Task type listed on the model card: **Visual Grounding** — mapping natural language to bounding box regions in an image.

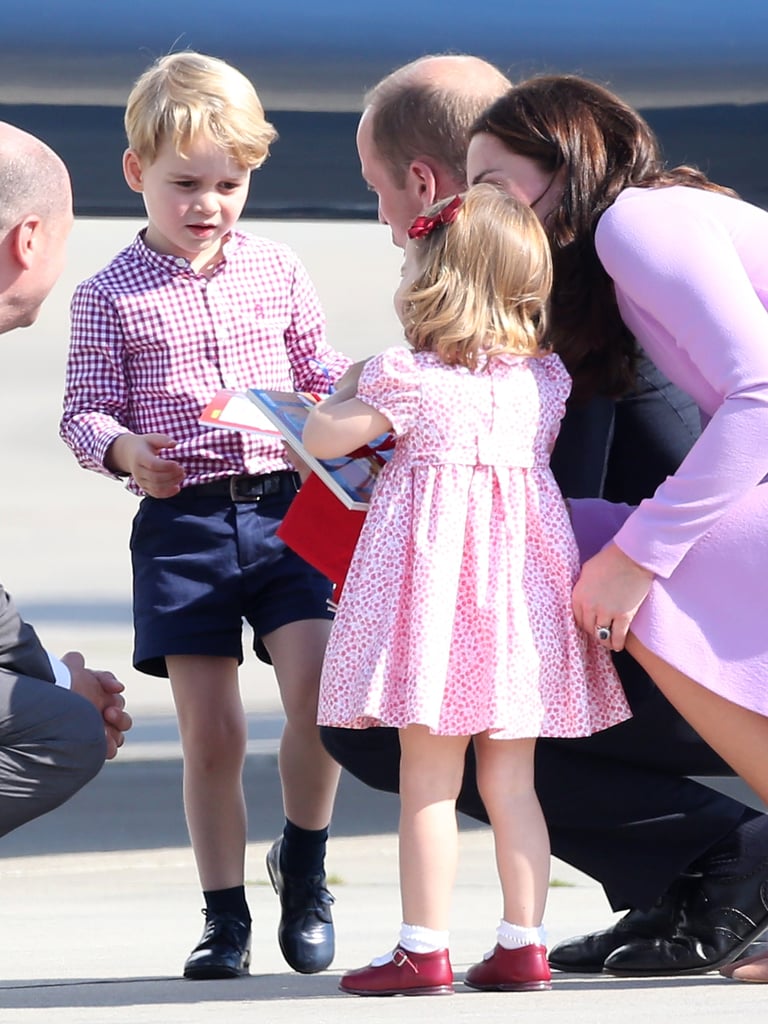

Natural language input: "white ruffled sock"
[369,923,449,967]
[496,919,546,950]
[399,922,450,953]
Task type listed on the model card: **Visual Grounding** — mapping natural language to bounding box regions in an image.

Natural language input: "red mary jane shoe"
[340,946,454,996]
[464,943,552,992]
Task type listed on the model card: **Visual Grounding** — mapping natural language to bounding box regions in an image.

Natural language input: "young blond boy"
[60,51,349,979]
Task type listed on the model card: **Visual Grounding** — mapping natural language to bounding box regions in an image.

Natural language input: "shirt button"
[175,257,186,268]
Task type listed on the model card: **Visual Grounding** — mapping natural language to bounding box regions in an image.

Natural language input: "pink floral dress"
[317,346,630,739]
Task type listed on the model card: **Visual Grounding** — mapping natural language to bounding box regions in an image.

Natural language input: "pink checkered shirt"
[61,229,351,495]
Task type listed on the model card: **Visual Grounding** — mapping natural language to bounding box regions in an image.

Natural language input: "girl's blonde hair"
[402,183,552,370]
[124,51,277,168]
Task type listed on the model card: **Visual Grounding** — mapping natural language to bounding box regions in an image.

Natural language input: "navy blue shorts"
[130,472,333,678]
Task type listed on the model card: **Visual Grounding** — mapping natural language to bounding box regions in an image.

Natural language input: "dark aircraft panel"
[1,1,766,216]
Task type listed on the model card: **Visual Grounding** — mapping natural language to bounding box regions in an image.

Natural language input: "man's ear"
[10,216,42,270]
[122,149,145,193]
[405,160,439,210]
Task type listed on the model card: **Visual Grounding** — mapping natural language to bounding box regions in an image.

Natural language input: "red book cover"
[277,472,365,603]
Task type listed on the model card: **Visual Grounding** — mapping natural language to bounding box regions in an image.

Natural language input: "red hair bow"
[407,194,463,239]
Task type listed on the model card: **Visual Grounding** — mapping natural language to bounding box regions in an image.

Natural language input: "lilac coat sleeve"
[594,188,768,577]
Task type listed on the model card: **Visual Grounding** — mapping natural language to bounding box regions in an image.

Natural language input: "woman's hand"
[572,542,654,651]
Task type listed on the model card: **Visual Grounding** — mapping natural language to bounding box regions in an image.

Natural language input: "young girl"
[302,184,631,996]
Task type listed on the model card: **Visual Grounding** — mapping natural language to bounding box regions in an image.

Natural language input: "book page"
[200,389,280,436]
[248,389,392,510]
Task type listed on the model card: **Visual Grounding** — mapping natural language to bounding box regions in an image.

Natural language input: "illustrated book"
[200,388,392,511]
[246,389,392,511]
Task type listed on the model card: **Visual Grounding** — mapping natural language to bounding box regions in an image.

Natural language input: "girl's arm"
[303,394,392,460]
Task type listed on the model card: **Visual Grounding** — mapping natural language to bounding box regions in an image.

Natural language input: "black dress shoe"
[266,836,335,974]
[183,910,251,980]
[548,879,690,973]
[604,857,768,976]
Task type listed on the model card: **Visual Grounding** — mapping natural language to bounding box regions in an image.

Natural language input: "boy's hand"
[282,441,312,482]
[107,432,185,497]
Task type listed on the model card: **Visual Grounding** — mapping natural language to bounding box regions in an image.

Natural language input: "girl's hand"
[571,542,654,651]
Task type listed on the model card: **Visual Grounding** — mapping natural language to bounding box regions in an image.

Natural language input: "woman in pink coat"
[467,73,768,983]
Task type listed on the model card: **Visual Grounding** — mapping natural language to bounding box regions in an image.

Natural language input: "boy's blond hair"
[124,51,277,168]
[402,183,552,370]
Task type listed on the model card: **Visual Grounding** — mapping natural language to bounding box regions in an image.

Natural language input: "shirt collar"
[130,229,244,277]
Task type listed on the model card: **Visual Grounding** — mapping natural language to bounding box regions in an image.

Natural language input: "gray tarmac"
[0,219,765,1021]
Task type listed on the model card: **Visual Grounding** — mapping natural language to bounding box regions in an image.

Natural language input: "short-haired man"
[0,121,132,840]
[356,54,512,248]
[320,54,768,979]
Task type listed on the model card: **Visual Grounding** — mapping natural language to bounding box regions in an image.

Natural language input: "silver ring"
[596,626,611,642]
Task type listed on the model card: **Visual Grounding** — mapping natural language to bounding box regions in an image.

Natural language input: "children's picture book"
[199,388,280,437]
[199,388,393,510]
[247,389,393,510]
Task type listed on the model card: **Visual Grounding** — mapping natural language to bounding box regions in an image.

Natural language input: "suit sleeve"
[0,584,56,683]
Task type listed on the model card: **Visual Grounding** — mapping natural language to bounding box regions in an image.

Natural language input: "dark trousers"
[322,650,742,911]
[321,353,751,911]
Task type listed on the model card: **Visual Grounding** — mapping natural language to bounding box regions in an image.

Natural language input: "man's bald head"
[363,54,511,189]
[0,122,73,333]
[0,122,72,234]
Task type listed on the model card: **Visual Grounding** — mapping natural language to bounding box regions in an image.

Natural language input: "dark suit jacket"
[0,584,55,684]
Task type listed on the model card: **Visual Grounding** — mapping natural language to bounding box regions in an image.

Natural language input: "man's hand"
[62,651,133,760]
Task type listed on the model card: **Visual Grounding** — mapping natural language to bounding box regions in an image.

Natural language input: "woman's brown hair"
[471,74,737,400]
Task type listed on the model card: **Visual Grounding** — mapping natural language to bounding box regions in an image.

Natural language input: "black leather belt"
[183,471,299,502]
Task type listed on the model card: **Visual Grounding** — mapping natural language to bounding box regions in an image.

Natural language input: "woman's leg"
[625,634,768,983]
[473,733,550,927]
[625,634,768,806]
[168,654,247,890]
[720,946,768,982]
[398,726,470,930]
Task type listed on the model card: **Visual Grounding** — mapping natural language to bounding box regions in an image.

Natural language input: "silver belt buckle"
[229,475,261,502]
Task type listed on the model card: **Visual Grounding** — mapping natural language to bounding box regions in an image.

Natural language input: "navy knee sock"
[203,884,251,924]
[280,819,329,878]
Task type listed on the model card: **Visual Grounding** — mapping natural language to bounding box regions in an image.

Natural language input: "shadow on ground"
[0,748,411,858]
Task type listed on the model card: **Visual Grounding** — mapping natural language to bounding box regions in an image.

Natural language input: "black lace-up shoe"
[604,858,768,975]
[548,878,693,972]
[183,910,251,980]
[266,836,335,974]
